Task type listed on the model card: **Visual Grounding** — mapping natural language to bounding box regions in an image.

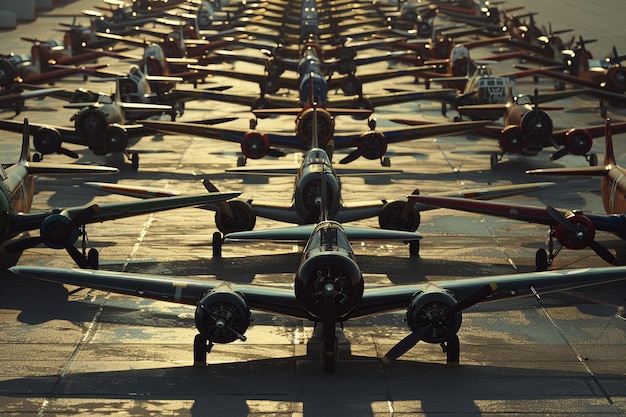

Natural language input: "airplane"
[441,88,625,169]
[0,86,65,115]
[88,107,553,261]
[0,52,108,90]
[407,119,626,271]
[10,243,626,372]
[0,76,235,170]
[0,118,240,269]
[537,43,626,112]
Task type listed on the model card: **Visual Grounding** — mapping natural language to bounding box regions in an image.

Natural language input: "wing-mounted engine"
[296,107,334,148]
[215,200,256,234]
[606,66,626,93]
[73,107,111,142]
[39,210,81,250]
[378,200,420,232]
[498,125,525,154]
[260,73,280,95]
[294,251,364,321]
[241,131,271,160]
[195,283,251,344]
[102,125,129,154]
[554,212,596,250]
[341,73,362,96]
[520,108,553,152]
[564,128,593,156]
[357,130,388,160]
[33,127,62,155]
[406,284,462,344]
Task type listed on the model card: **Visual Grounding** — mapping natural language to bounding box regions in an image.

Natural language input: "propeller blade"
[4,237,43,253]
[589,241,616,264]
[202,179,233,219]
[339,148,362,164]
[550,146,570,161]
[66,205,100,231]
[446,283,497,316]
[382,325,432,363]
[266,148,287,158]
[546,206,577,233]
[65,245,90,269]
[59,147,79,159]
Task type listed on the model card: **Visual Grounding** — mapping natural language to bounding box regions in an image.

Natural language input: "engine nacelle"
[378,200,420,232]
[294,253,364,320]
[103,125,129,154]
[33,127,62,155]
[195,283,251,344]
[358,132,387,160]
[261,74,280,95]
[606,66,626,93]
[407,285,462,344]
[241,131,270,159]
[555,214,595,250]
[296,107,334,148]
[341,73,362,95]
[215,200,256,234]
[39,211,79,250]
[564,129,593,156]
[74,108,109,141]
[520,109,553,150]
[499,125,525,154]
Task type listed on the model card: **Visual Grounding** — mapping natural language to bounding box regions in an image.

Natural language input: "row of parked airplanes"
[3,0,626,373]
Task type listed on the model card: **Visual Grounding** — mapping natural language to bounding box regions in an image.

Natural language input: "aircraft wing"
[225,225,421,244]
[9,265,626,320]
[327,89,457,109]
[139,120,310,151]
[537,69,626,106]
[9,192,240,236]
[332,120,489,149]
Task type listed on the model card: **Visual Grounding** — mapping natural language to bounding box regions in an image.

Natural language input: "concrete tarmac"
[0,0,625,416]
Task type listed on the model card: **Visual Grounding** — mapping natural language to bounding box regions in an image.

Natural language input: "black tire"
[490,153,499,170]
[193,334,208,367]
[87,248,99,270]
[535,249,549,271]
[131,153,139,171]
[212,231,222,258]
[409,240,420,258]
[589,153,598,166]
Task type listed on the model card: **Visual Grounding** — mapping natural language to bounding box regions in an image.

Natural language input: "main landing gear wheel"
[87,248,99,269]
[535,249,549,271]
[130,153,139,171]
[32,153,42,162]
[212,231,223,258]
[409,240,420,257]
[588,153,598,166]
[381,157,391,167]
[490,153,499,170]
[237,156,246,167]
[193,334,213,367]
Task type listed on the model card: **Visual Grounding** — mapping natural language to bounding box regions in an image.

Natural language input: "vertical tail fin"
[20,118,30,163]
[604,118,616,166]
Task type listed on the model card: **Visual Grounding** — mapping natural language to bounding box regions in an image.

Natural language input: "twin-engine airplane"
[456,88,626,169]
[0,75,234,170]
[0,119,240,269]
[408,119,626,271]
[11,237,626,372]
[90,107,553,259]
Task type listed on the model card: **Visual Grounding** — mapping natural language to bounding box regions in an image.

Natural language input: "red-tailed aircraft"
[0,119,240,269]
[407,119,626,271]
